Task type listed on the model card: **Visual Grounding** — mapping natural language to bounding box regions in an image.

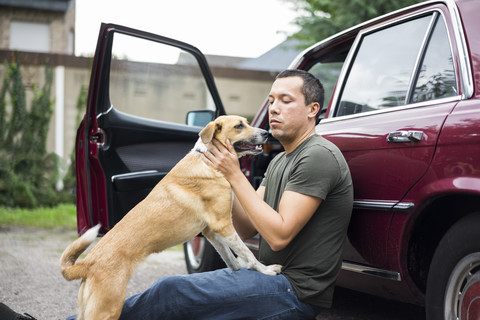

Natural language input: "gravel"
[0,226,186,320]
[0,226,425,320]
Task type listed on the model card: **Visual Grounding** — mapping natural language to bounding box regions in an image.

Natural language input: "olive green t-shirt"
[260,134,353,308]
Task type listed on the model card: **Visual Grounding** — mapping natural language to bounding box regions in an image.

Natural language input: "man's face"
[267,76,311,143]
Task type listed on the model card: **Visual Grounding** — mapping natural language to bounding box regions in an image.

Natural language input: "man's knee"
[152,275,185,294]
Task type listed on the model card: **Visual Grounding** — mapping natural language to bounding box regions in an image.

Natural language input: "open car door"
[75,23,225,235]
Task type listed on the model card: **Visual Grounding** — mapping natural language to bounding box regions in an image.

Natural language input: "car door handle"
[387,131,424,143]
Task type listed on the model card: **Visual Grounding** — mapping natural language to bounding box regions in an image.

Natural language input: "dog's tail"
[60,224,101,281]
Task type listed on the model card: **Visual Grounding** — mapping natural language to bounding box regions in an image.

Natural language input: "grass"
[0,203,184,251]
[0,203,77,229]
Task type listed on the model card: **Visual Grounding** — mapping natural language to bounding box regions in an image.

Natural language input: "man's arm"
[231,187,263,241]
[203,139,322,251]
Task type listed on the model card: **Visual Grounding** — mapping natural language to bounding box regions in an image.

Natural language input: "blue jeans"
[67,268,320,320]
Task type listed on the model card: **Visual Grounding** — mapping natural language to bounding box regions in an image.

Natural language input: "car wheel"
[426,212,480,320]
[183,236,225,273]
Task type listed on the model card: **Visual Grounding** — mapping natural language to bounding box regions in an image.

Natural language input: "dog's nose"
[260,130,268,139]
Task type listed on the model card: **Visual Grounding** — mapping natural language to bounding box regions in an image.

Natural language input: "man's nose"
[269,101,279,114]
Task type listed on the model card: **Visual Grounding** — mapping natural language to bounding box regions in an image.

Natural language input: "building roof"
[173,38,304,73]
[0,0,74,12]
[237,38,303,72]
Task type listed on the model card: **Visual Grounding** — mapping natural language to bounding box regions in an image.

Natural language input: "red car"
[76,0,480,319]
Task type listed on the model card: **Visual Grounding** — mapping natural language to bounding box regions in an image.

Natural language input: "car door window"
[109,32,214,125]
[411,16,457,103]
[308,61,344,112]
[336,13,457,117]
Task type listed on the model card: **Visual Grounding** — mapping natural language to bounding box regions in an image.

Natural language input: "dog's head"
[199,115,268,157]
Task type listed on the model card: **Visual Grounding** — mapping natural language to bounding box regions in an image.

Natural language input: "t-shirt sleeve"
[285,145,340,200]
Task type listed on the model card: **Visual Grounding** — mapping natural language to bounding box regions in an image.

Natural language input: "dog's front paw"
[263,264,283,276]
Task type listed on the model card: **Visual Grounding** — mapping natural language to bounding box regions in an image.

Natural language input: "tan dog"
[60,115,282,320]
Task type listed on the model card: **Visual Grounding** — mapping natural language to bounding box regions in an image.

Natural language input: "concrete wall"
[0,50,275,168]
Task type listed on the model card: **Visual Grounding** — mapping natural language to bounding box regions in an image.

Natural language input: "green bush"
[0,57,73,207]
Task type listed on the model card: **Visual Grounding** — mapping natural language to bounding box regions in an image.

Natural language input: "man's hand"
[201,139,241,182]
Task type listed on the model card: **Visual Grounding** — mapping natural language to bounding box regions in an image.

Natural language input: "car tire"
[426,212,480,320]
[184,236,225,273]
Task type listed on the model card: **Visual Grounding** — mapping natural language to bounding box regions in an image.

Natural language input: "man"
[116,69,353,319]
[62,69,352,320]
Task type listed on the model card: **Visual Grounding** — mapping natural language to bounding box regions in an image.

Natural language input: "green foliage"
[0,57,70,207]
[286,0,424,46]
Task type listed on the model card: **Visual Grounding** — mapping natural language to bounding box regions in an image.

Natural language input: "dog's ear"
[199,121,222,144]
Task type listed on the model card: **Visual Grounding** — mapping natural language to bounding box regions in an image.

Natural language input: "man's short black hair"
[276,69,325,124]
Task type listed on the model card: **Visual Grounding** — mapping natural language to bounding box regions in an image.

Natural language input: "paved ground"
[0,226,426,319]
[0,226,187,319]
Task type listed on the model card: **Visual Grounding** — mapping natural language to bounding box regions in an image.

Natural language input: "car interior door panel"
[78,24,224,232]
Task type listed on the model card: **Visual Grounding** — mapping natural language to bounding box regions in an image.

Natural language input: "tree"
[286,0,424,46]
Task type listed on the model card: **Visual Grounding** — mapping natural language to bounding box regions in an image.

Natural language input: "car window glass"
[336,15,432,116]
[411,17,457,103]
[109,33,214,125]
[308,62,344,112]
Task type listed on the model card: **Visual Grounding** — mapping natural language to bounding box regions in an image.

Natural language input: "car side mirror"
[186,110,215,127]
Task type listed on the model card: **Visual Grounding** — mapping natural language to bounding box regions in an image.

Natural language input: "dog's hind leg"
[82,276,128,320]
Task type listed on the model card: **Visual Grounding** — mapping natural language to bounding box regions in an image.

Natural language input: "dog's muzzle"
[233,129,268,155]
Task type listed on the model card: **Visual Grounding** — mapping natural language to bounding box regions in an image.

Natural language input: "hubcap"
[185,236,205,269]
[445,253,480,320]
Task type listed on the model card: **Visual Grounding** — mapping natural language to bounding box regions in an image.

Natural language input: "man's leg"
[119,268,320,320]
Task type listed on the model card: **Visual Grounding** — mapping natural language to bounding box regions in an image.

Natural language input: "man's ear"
[308,102,320,120]
[199,121,222,144]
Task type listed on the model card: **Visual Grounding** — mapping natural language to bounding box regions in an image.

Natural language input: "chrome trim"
[405,12,439,104]
[393,202,415,211]
[111,170,159,183]
[96,104,113,119]
[354,200,395,211]
[387,130,424,143]
[354,200,415,212]
[447,0,474,99]
[342,262,402,281]
[320,95,461,124]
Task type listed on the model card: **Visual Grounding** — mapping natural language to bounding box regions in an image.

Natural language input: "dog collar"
[192,138,208,154]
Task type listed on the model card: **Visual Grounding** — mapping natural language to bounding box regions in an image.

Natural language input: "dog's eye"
[234,123,244,130]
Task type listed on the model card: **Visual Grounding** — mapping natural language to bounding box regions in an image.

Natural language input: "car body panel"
[317,100,458,267]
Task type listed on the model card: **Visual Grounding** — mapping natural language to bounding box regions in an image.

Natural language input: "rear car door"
[75,23,225,235]
[315,7,460,269]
